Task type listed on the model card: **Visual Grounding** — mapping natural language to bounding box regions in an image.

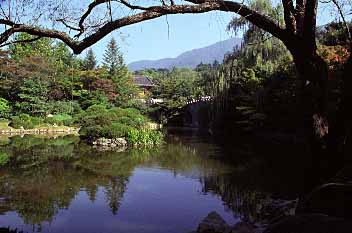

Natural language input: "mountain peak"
[128,37,241,71]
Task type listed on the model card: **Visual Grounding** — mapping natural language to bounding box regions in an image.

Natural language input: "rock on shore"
[92,137,128,148]
[197,211,231,233]
[196,211,263,233]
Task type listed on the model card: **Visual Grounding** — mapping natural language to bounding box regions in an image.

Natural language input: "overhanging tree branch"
[0,0,290,54]
[0,35,41,48]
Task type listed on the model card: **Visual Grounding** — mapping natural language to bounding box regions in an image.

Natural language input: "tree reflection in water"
[0,134,299,232]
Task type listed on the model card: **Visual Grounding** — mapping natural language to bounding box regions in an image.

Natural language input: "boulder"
[93,138,112,146]
[111,138,128,147]
[92,137,128,148]
[296,183,352,219]
[231,222,255,233]
[264,214,351,233]
[197,211,231,233]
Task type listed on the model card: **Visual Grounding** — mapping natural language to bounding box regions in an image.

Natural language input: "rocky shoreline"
[0,126,79,135]
[91,137,128,151]
[194,164,352,233]
[194,198,297,233]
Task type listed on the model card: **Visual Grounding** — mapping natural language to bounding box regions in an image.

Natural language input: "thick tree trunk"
[290,50,332,193]
[292,51,329,137]
[333,55,352,162]
[290,51,352,195]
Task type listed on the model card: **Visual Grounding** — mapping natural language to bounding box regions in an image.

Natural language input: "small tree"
[16,77,49,116]
[103,38,124,76]
[83,48,97,70]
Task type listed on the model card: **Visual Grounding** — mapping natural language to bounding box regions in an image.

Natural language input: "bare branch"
[57,19,81,31]
[331,0,352,47]
[77,0,109,37]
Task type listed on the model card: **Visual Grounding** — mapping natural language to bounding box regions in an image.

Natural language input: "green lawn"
[0,119,78,132]
[0,120,11,129]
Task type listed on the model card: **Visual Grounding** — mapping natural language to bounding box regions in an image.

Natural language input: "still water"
[0,131,302,233]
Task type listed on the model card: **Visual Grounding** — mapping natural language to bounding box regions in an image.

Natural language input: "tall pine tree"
[83,48,97,70]
[103,38,124,76]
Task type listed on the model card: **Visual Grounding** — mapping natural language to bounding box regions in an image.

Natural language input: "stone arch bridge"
[167,96,213,128]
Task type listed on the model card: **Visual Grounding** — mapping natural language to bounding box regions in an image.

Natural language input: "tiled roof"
[133,76,155,87]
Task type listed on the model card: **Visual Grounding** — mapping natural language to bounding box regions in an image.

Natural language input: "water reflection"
[0,134,294,233]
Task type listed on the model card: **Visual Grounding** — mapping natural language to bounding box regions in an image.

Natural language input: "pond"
[0,131,307,233]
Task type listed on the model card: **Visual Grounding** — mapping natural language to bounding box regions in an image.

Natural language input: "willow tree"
[0,0,350,144]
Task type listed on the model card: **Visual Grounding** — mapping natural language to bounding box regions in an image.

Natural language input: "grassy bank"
[0,119,79,134]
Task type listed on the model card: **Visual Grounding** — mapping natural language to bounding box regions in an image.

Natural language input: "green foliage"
[127,129,163,146]
[0,32,139,125]
[79,91,111,109]
[227,0,288,76]
[83,49,97,70]
[228,0,283,42]
[16,77,49,116]
[118,99,149,114]
[150,68,203,111]
[46,101,82,115]
[9,114,43,129]
[103,38,125,76]
[0,119,10,129]
[240,68,261,92]
[77,105,147,131]
[77,105,162,145]
[317,22,352,47]
[45,114,74,126]
[0,152,10,166]
[113,70,138,103]
[0,97,11,118]
[9,34,78,70]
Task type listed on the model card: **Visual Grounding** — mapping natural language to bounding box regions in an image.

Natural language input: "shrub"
[78,105,163,145]
[0,98,11,119]
[126,128,140,145]
[118,99,149,114]
[80,125,109,139]
[10,114,43,129]
[45,114,73,126]
[47,101,82,115]
[0,152,10,166]
[77,105,147,130]
[109,123,134,138]
[126,129,164,146]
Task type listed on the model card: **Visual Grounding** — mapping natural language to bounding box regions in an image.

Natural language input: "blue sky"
[89,11,235,64]
[88,6,334,65]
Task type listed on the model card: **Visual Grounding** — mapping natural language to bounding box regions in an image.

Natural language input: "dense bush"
[117,99,149,114]
[9,114,43,129]
[77,105,163,145]
[127,129,164,146]
[0,152,10,166]
[45,114,74,126]
[47,101,82,115]
[76,105,148,130]
[0,98,11,118]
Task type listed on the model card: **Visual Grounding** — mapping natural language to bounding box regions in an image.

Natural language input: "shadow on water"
[0,132,320,233]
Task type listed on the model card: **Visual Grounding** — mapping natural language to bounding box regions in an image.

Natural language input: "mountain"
[128,37,242,71]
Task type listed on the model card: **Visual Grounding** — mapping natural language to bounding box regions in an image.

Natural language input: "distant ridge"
[128,37,242,71]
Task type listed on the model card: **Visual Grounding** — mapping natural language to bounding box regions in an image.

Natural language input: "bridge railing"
[185,96,212,105]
